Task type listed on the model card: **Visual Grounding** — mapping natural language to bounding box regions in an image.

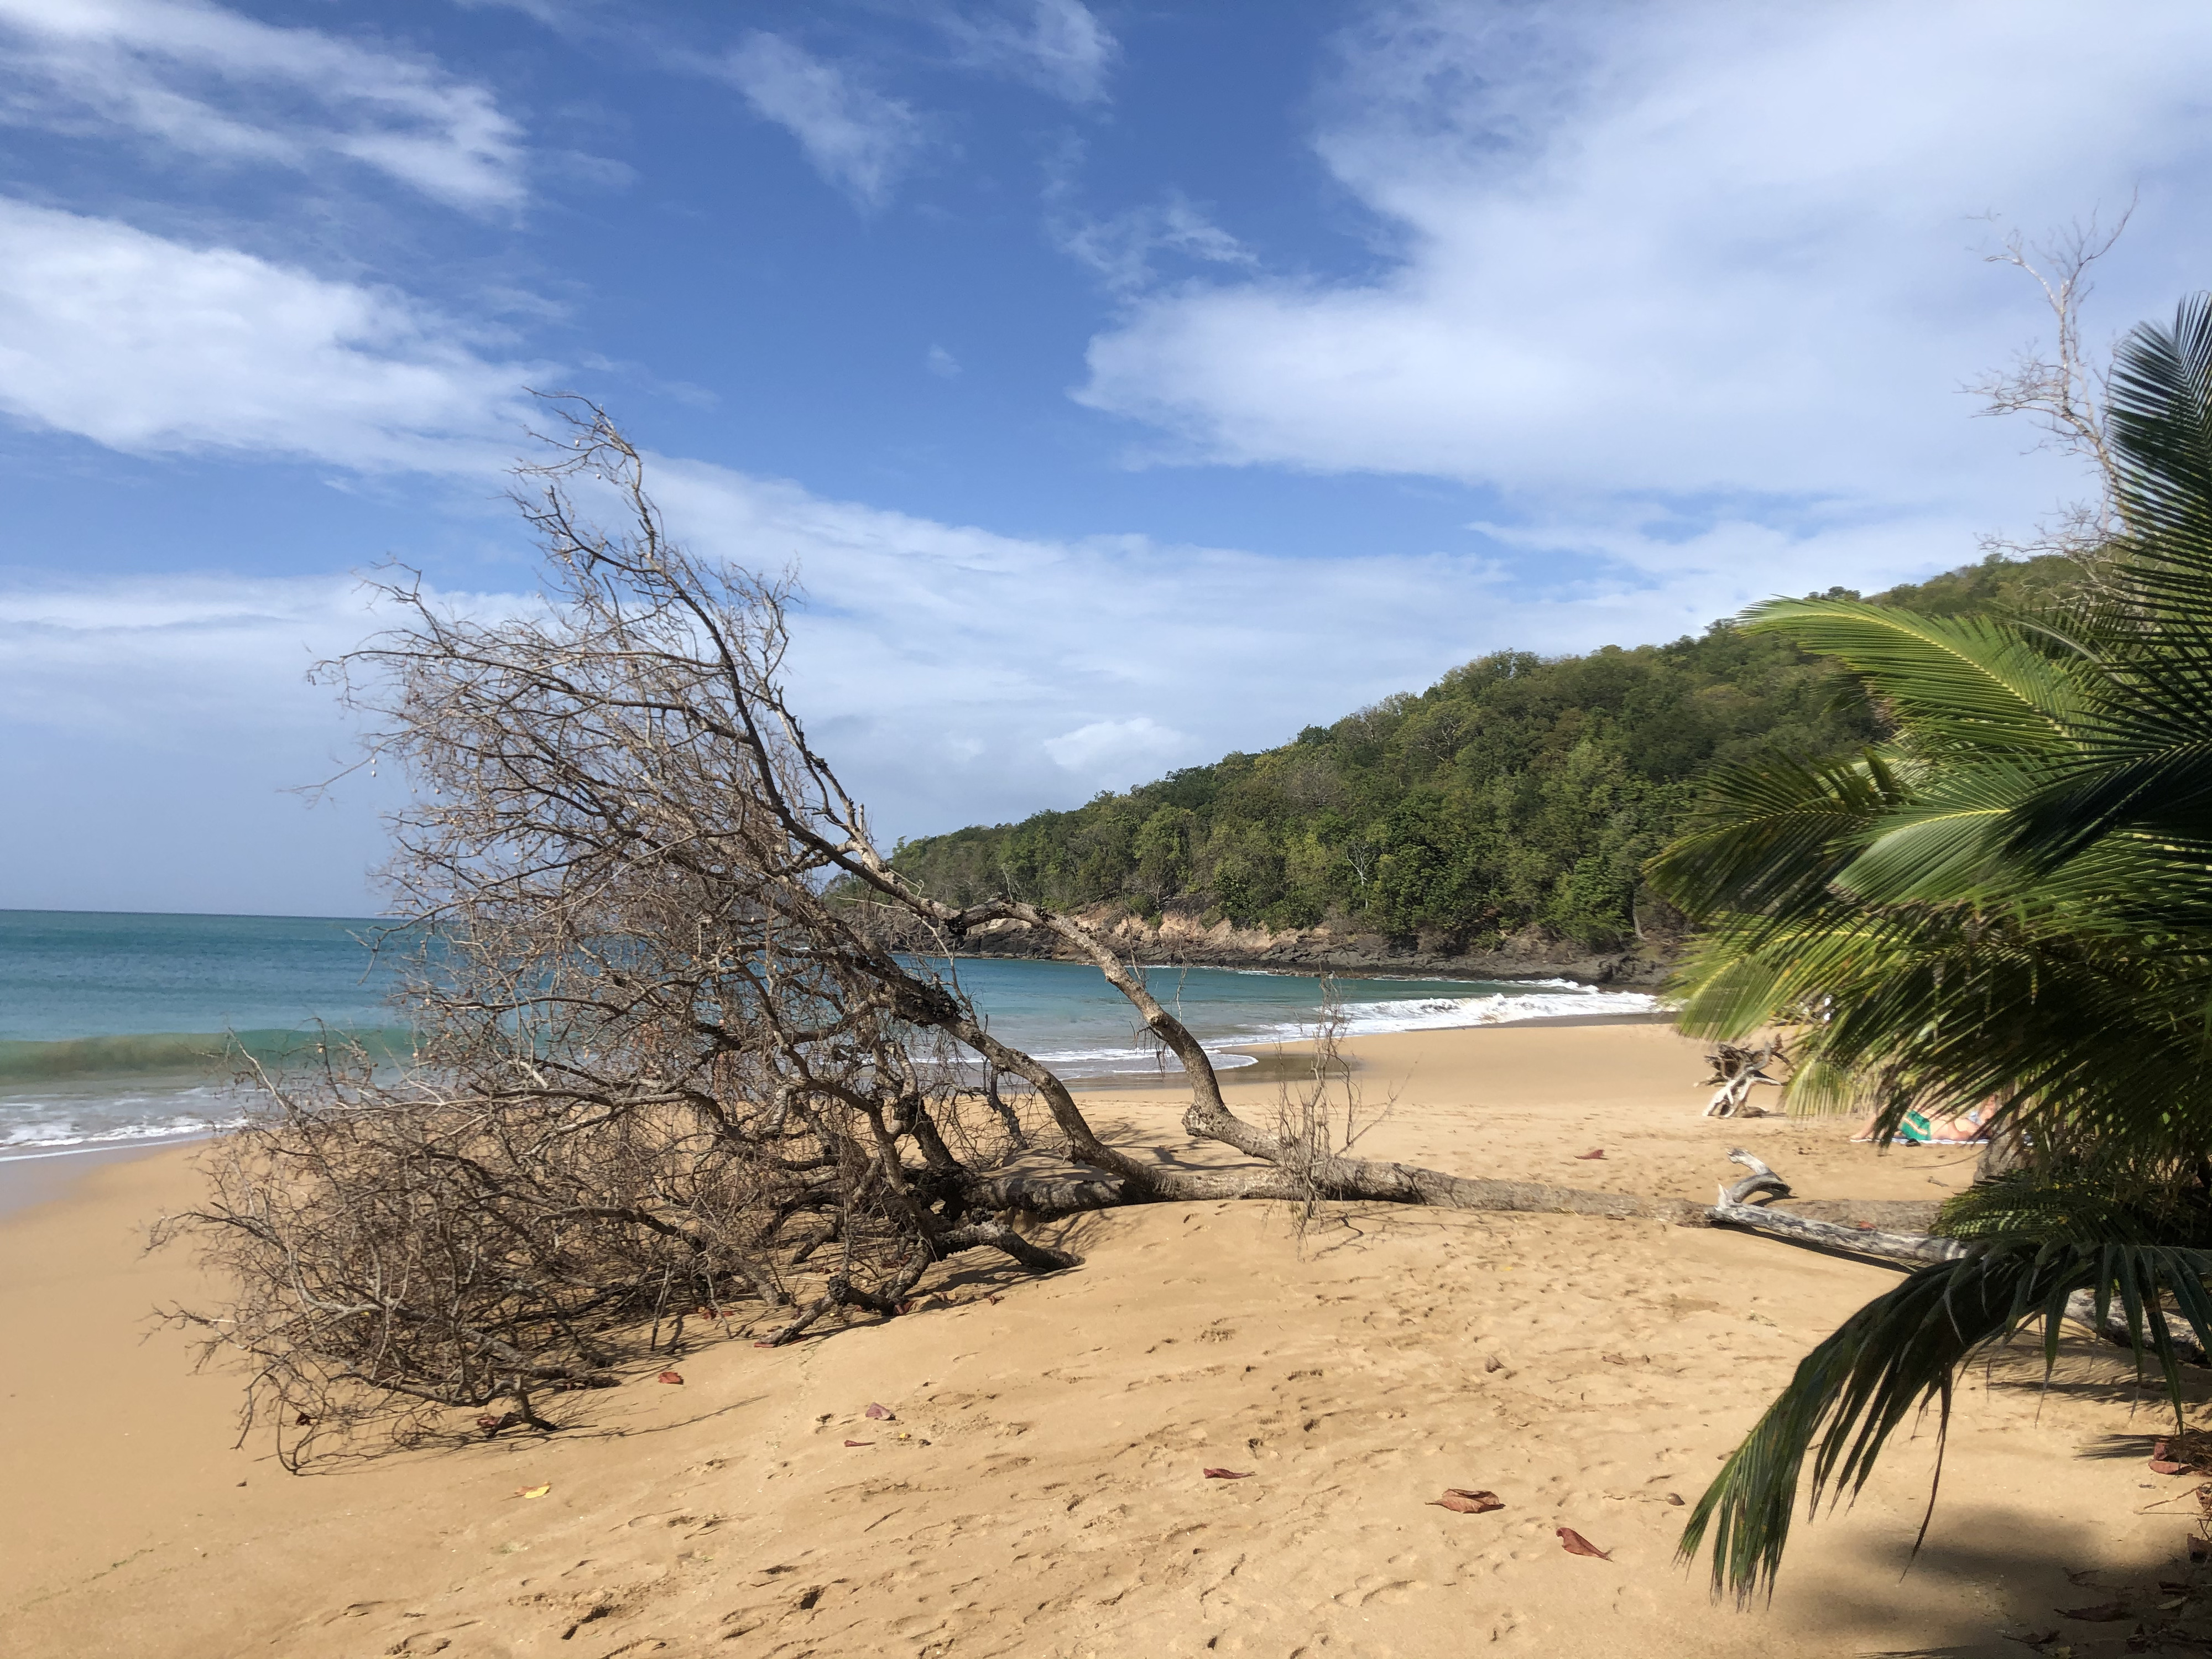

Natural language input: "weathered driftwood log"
[1711,1192,1968,1264]
[1711,1149,1964,1262]
[1721,1148,1792,1205]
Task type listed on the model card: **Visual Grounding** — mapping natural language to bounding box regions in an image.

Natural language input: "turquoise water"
[0,910,1652,1154]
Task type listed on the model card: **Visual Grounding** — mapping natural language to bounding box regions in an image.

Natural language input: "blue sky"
[4,0,2212,914]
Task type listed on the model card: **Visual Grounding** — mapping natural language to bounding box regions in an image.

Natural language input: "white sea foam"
[0,1112,243,1157]
[1020,983,1658,1076]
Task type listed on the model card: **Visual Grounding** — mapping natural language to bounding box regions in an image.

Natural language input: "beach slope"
[0,1022,2191,1658]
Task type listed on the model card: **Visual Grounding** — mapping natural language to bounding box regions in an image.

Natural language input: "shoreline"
[0,1001,1668,1172]
[1,1019,2188,1658]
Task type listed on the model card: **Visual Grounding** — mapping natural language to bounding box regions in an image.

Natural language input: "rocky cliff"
[936,901,1673,988]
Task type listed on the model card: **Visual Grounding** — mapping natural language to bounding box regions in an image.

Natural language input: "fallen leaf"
[1428,1489,1504,1514]
[2152,1460,2189,1475]
[865,1402,894,1420]
[1203,1468,1255,1480]
[294,1412,314,1426]
[2057,1602,2131,1621]
[1574,1149,1605,1160]
[517,1484,551,1499]
[477,1411,520,1436]
[658,1371,684,1385]
[1664,1493,1686,1506]
[844,1439,874,1448]
[1557,1526,1612,1559]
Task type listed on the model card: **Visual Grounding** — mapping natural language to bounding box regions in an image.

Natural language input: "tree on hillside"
[888,561,2081,957]
[1652,290,2212,1598]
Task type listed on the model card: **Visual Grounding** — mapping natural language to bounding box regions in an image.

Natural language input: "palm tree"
[1647,296,2212,1600]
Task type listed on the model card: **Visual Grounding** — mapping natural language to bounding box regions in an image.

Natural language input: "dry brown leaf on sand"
[865,1402,894,1420]
[517,1484,551,1499]
[1574,1149,1605,1160]
[1203,1468,1255,1480]
[2152,1459,2189,1475]
[2057,1602,2132,1622]
[1557,1527,1612,1559]
[1428,1489,1504,1514]
[844,1439,874,1448]
[658,1370,684,1385]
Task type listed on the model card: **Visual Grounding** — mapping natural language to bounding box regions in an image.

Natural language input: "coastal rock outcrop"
[927,900,1672,987]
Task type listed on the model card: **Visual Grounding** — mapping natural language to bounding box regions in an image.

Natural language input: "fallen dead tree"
[156,404,2038,1459]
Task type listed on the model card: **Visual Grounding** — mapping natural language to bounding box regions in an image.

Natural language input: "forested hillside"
[890,554,2082,954]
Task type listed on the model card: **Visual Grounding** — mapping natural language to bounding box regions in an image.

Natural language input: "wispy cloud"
[0,196,536,466]
[1076,0,2212,579]
[0,0,528,211]
[717,32,925,208]
[0,445,1974,910]
[5,451,1847,889]
[937,0,1117,104]
[1051,185,1254,295]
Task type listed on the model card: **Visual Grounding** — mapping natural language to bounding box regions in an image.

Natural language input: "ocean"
[0,910,1656,1157]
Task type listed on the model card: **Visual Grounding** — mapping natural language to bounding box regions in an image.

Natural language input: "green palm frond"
[1940,1168,2212,1245]
[2110,294,2212,565]
[1682,1243,2212,1604]
[1832,761,2054,903]
[1645,749,1902,924]
[1738,600,2090,754]
[1662,293,2212,1601]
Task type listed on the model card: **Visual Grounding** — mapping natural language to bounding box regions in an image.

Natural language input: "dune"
[0,1021,2195,1658]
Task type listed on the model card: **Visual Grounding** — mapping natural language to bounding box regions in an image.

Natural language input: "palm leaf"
[1739,600,2089,754]
[1682,1243,2212,1603]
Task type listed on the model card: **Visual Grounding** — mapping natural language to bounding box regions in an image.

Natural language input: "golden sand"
[0,1021,2191,1657]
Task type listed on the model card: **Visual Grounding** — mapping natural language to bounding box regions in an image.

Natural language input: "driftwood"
[1708,1148,1963,1263]
[1700,1040,1788,1118]
[1709,1150,2210,1366]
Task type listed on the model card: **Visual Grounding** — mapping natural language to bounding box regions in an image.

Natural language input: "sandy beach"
[0,1019,2195,1658]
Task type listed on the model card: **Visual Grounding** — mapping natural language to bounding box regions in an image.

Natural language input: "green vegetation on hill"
[891,554,2084,951]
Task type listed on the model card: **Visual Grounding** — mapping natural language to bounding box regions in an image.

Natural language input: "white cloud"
[634,452,1867,833]
[0,0,527,211]
[926,343,961,378]
[0,448,1970,911]
[0,572,535,914]
[1052,186,1255,295]
[718,32,925,207]
[1075,0,2212,581]
[1043,715,1188,773]
[937,0,1117,104]
[0,196,535,466]
[0,572,389,734]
